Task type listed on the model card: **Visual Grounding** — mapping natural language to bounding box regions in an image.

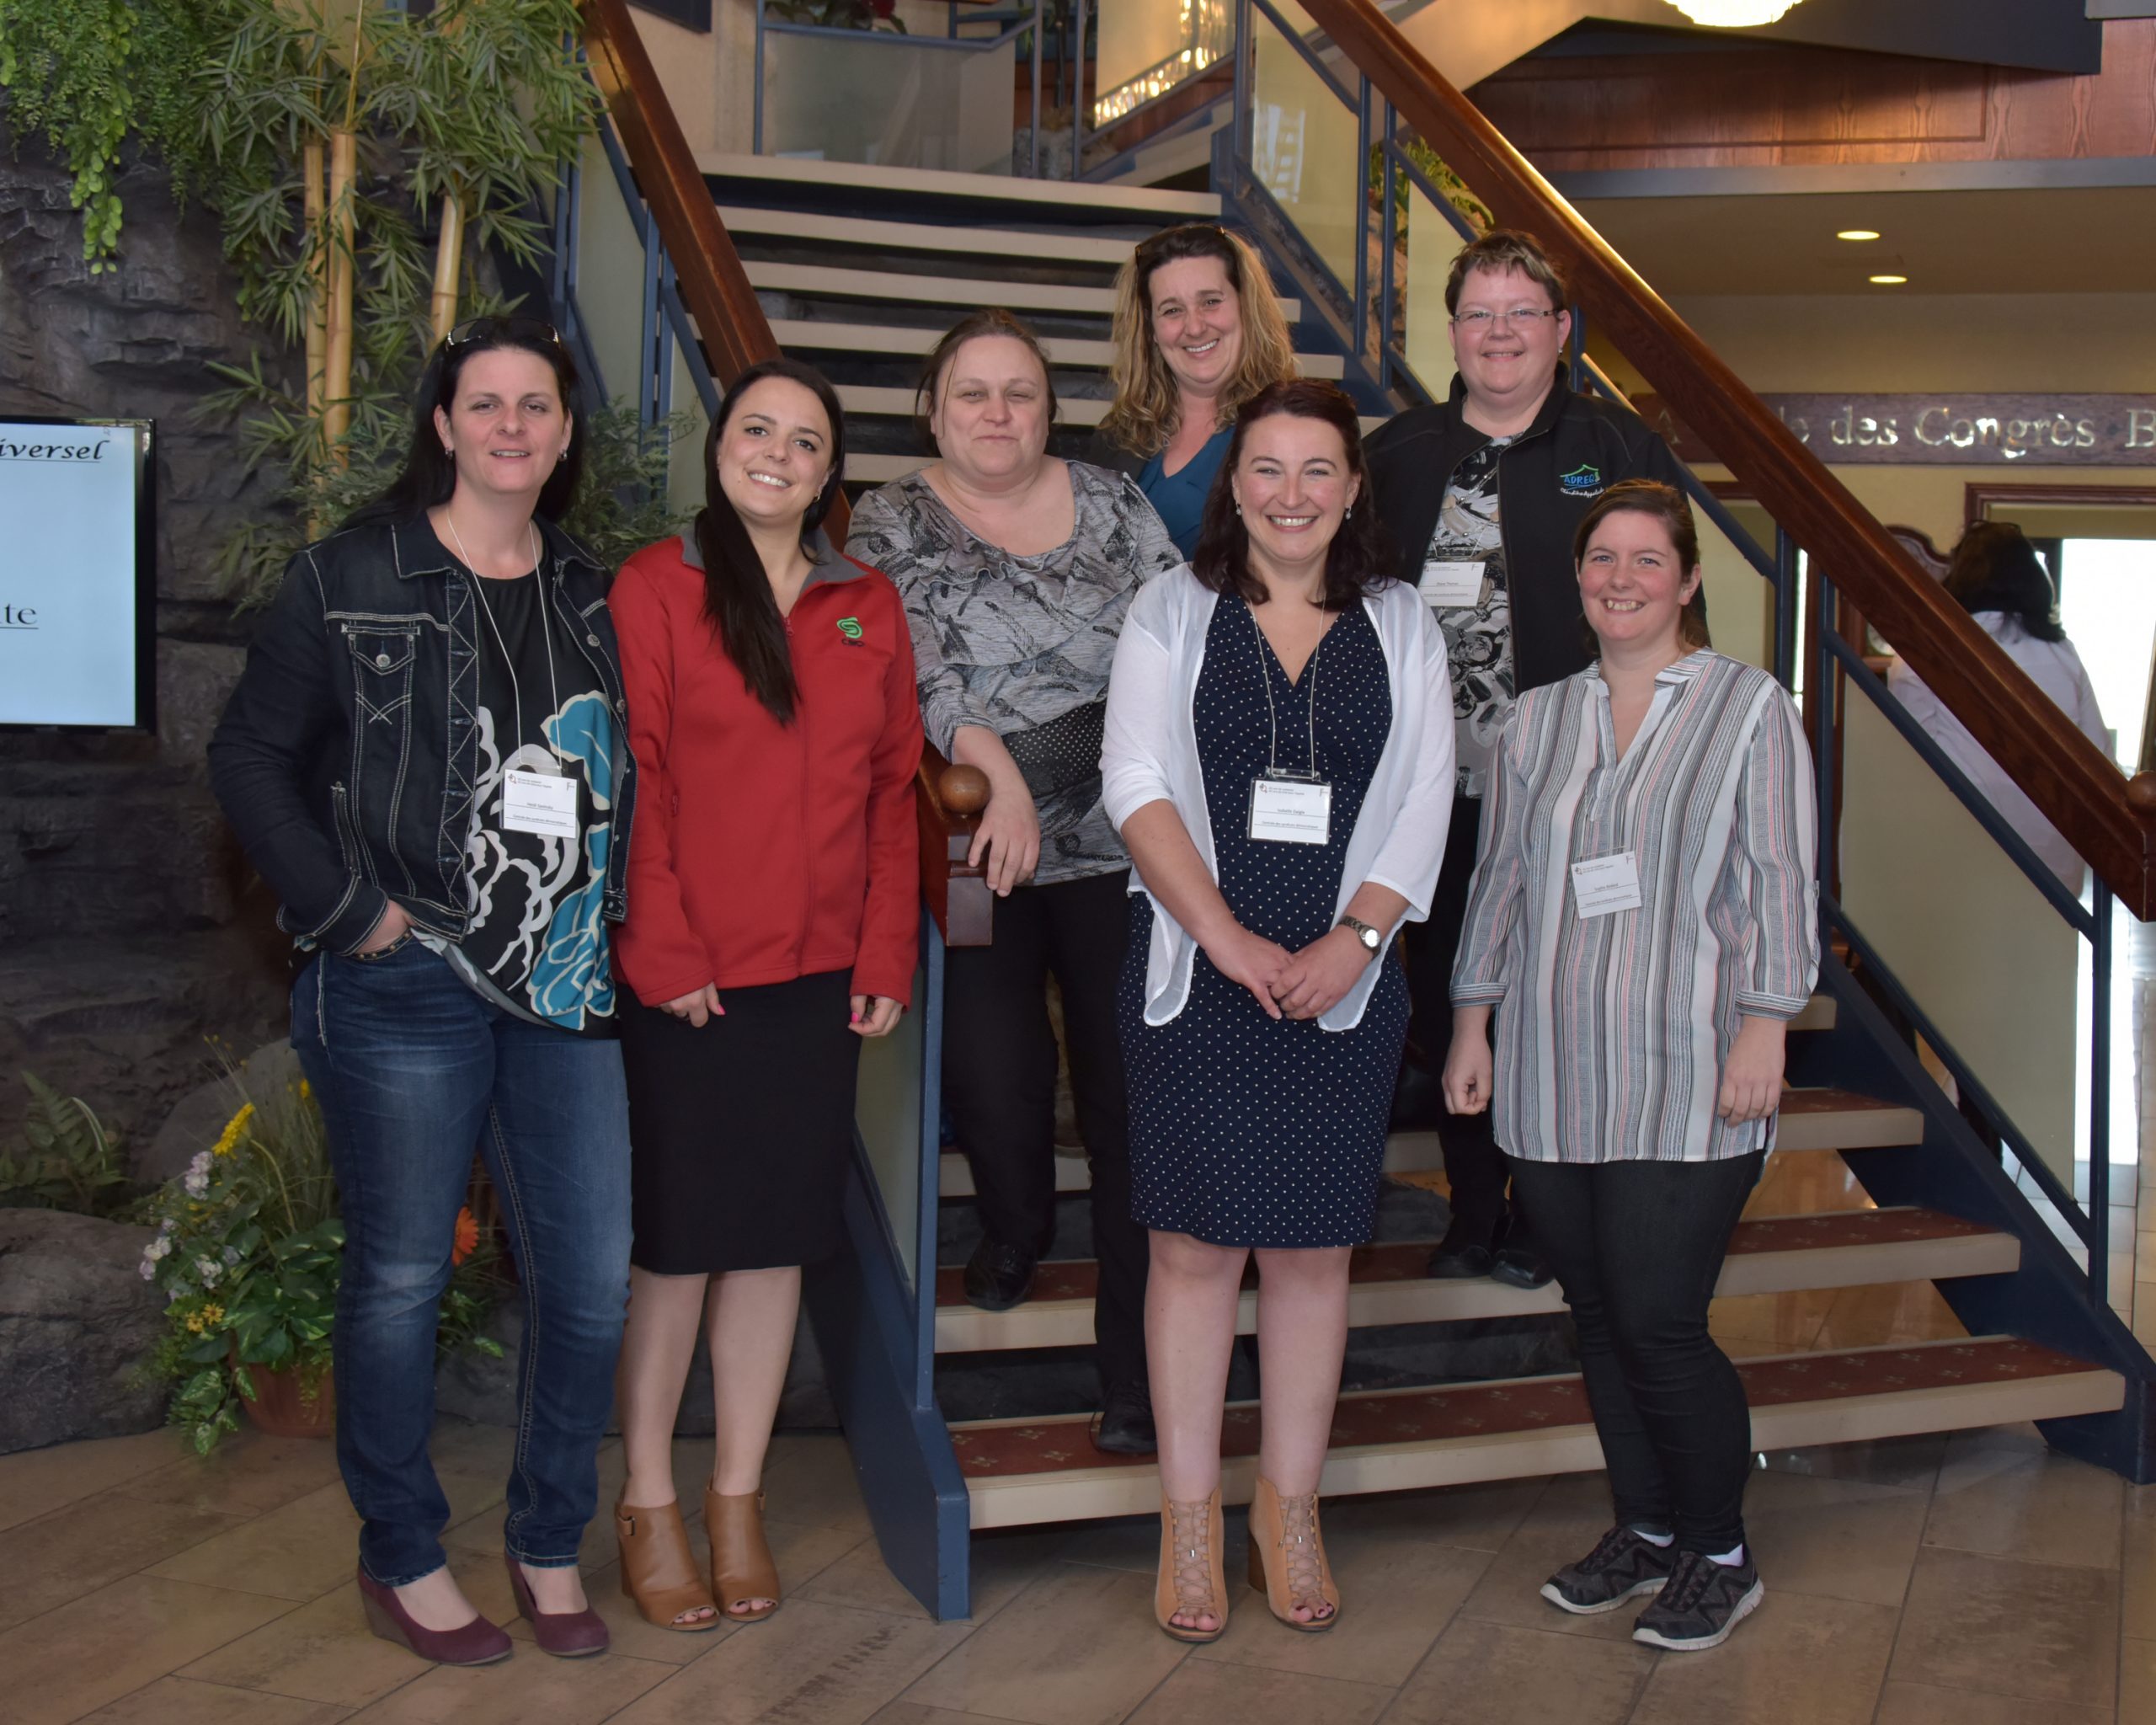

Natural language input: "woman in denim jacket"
[210,318,634,1667]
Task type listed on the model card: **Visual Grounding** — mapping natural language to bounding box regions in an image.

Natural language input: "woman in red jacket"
[606,358,921,1632]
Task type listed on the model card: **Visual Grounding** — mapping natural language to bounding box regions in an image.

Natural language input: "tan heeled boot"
[1246,1476,1340,1632]
[614,1498,720,1632]
[704,1486,781,1623]
[1155,1488,1228,1642]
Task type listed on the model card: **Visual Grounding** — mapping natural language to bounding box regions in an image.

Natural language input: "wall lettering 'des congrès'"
[1634,395,2156,467]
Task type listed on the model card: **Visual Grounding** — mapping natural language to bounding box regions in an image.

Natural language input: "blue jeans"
[292,942,632,1586]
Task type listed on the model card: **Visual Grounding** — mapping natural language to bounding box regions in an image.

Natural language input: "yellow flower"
[296,1078,312,1100]
[200,1304,224,1328]
[184,1311,205,1333]
[211,1102,255,1158]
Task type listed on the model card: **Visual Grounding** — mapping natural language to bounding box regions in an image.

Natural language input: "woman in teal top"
[1087,224,1300,559]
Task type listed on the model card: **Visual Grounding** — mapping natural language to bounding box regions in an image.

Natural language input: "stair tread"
[718,206,1141,265]
[950,1336,2113,1482]
[747,260,1300,323]
[937,1084,1926,1199]
[933,1206,2004,1310]
[776,319,1346,378]
[699,150,1222,217]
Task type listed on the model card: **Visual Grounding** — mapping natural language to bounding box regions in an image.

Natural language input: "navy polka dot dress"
[1118,597,1409,1248]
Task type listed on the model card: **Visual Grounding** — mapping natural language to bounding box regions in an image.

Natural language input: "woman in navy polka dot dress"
[1102,381,1456,1646]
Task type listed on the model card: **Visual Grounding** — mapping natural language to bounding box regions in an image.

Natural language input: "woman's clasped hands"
[1202,923,1369,1023]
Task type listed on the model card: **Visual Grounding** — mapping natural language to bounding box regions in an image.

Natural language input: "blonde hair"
[1097,225,1298,458]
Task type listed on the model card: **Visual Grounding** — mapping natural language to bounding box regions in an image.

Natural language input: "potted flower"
[139,1069,505,1453]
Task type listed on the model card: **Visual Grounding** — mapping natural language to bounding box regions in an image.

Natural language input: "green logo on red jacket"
[836,616,863,643]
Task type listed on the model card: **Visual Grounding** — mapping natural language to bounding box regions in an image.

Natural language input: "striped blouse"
[1451,649,1819,1163]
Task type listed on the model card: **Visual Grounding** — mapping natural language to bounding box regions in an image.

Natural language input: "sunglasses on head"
[445,316,563,349]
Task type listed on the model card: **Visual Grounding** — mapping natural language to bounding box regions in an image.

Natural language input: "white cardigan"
[1101,567,1456,1031]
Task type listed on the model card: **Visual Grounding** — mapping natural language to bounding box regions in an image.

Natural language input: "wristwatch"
[1337,915,1383,960]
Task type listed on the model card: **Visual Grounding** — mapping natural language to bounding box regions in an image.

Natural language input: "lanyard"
[451,517,561,768]
[1246,599,1331,780]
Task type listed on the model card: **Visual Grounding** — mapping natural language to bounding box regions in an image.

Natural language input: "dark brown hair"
[1943,521,2064,644]
[696,358,848,724]
[1444,228,1569,317]
[913,308,1059,453]
[1190,379,1395,611]
[1570,478,1710,650]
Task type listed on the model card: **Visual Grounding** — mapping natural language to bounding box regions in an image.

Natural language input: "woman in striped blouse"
[1445,479,1817,1655]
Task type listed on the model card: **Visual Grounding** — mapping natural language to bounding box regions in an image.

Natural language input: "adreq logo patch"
[1558,463,1604,497]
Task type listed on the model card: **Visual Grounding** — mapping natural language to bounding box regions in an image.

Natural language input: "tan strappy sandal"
[614,1498,721,1632]
[1155,1487,1228,1642]
[704,1485,781,1623]
[1247,1475,1340,1632]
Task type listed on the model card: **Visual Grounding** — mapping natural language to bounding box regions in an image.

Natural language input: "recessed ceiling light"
[1837,229,1881,242]
[1869,274,1908,285]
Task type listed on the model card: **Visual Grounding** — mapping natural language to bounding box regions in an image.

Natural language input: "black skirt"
[621,969,859,1274]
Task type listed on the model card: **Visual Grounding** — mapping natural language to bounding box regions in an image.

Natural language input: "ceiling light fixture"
[1669,0,1804,24]
[1837,229,1881,242]
[1869,274,1908,285]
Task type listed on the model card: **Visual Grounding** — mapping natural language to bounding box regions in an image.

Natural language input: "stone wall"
[0,131,290,1153]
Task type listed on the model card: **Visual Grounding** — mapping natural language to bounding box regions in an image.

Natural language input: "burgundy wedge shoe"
[355,1567,514,1667]
[505,1556,611,1658]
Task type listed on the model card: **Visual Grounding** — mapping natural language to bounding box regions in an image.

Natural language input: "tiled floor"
[0,1413,2149,1725]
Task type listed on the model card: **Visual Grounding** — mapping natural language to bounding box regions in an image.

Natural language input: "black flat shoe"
[1426,1218,1499,1280]
[963,1239,1038,1311]
[1091,1381,1157,1455]
[1490,1243,1554,1290]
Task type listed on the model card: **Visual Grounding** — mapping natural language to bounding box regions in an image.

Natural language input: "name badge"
[1248,775,1332,845]
[1571,852,1643,917]
[1417,558,1486,610]
[503,767,579,838]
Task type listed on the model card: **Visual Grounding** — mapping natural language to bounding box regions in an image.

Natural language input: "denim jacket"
[209,513,637,957]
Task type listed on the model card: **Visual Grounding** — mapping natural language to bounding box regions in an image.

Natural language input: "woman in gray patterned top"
[846,308,1183,1456]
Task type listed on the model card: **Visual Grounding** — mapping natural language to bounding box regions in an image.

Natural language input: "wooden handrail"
[1298,0,2156,918]
[581,0,992,943]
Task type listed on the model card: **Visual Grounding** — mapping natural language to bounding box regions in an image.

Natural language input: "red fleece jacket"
[608,536,923,1010]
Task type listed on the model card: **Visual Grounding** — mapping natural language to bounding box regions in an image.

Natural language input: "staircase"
[698,151,1364,491]
[574,0,2153,1621]
[931,982,2126,1531]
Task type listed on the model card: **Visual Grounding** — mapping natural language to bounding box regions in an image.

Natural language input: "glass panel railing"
[1249,0,1359,296]
[760,29,1016,174]
[1093,0,1233,128]
[574,133,648,410]
[1396,168,1463,398]
[1838,686,2081,1188]
[665,339,710,519]
[854,959,928,1291]
[1695,498,1774,672]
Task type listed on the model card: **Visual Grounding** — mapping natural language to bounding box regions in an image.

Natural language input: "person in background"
[607,359,921,1630]
[210,318,632,1665]
[846,308,1184,1456]
[1447,480,1817,1655]
[1088,223,1300,558]
[1887,520,2108,889]
[1104,379,1454,1642]
[1365,227,1687,1290]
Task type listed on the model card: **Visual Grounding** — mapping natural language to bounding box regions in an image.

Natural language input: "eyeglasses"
[1450,307,1560,332]
[445,316,563,349]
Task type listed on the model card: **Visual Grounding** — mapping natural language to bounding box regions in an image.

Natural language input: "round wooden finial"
[940,764,990,814]
[2129,771,2156,814]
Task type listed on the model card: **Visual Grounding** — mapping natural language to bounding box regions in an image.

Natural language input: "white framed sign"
[0,418,156,730]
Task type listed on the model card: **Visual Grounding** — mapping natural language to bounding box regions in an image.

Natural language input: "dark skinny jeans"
[1507,1151,1765,1554]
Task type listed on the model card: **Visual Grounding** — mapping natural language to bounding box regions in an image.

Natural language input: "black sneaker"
[1631,1549,1764,1651]
[1490,1242,1554,1290]
[1539,1526,1676,1616]
[1426,1216,1499,1279]
[1089,1380,1157,1455]
[963,1239,1038,1311]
